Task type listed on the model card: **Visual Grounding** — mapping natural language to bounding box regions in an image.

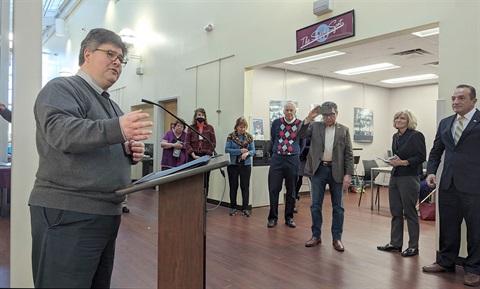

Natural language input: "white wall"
[390,85,438,151]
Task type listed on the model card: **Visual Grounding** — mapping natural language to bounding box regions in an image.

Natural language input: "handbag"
[418,189,436,221]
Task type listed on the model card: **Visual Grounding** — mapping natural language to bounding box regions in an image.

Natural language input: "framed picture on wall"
[353,107,373,143]
[252,118,264,140]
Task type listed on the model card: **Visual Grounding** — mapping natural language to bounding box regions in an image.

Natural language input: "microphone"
[141,99,225,177]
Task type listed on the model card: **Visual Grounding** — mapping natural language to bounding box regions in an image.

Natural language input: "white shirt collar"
[284,117,297,124]
[459,108,476,121]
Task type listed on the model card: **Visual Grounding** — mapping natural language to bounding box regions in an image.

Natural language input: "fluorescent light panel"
[284,51,345,65]
[334,63,400,76]
[412,27,439,37]
[381,74,438,84]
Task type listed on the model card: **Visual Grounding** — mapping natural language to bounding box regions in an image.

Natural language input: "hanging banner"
[296,10,355,53]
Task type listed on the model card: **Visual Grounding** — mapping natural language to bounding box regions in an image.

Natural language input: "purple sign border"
[296,10,355,53]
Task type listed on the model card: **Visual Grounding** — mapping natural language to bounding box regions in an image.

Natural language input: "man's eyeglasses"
[95,49,127,67]
[322,113,336,118]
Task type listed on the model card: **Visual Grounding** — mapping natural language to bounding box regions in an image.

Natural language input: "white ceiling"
[269,32,439,89]
[42,0,80,43]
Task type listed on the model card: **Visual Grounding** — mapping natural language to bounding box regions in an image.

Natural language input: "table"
[0,166,11,218]
[370,166,426,210]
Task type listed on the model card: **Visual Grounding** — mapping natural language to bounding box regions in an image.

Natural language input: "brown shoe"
[333,239,345,252]
[464,273,480,286]
[305,237,321,247]
[422,263,455,273]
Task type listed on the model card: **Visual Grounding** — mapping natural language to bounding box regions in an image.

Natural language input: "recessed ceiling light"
[284,51,345,65]
[381,74,438,84]
[334,63,400,75]
[412,27,439,37]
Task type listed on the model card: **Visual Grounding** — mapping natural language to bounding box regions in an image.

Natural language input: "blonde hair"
[234,117,249,130]
[393,109,417,130]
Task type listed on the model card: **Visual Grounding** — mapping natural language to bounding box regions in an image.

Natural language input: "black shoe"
[293,207,298,213]
[285,219,296,228]
[229,208,237,216]
[377,243,401,252]
[401,248,419,257]
[242,210,250,217]
[267,220,277,228]
[122,206,130,213]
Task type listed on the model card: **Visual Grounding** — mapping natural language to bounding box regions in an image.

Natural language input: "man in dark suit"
[298,101,353,252]
[422,84,480,287]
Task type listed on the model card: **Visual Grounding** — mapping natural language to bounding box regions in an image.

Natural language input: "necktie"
[454,116,465,145]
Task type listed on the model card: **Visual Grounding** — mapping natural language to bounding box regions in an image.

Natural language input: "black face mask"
[196,117,205,123]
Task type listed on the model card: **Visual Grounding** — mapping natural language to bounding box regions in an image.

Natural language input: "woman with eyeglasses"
[160,120,188,171]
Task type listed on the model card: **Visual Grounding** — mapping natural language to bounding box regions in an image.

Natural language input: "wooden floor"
[0,187,469,288]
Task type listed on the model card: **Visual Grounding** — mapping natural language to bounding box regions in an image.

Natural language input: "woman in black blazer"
[377,109,426,257]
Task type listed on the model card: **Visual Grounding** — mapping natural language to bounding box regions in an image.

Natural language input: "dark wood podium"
[116,154,230,289]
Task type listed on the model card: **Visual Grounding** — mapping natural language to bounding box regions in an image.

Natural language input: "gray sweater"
[29,76,132,215]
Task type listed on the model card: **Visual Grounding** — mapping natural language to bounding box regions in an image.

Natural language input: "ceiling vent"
[393,48,433,56]
[313,0,333,16]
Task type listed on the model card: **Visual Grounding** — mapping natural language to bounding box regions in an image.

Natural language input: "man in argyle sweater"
[267,101,302,228]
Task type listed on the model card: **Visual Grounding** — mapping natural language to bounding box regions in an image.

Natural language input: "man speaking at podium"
[28,28,153,288]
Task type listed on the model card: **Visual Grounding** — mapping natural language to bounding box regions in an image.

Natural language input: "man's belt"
[320,161,332,166]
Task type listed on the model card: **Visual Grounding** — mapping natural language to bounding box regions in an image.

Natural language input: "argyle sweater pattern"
[274,117,301,155]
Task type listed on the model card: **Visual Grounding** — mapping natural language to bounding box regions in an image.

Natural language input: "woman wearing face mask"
[186,108,216,195]
[160,120,188,171]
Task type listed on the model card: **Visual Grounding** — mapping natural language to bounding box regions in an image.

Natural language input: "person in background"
[298,101,353,252]
[186,108,216,195]
[294,138,309,213]
[0,102,12,123]
[267,101,302,229]
[28,28,153,288]
[225,117,255,217]
[160,119,188,171]
[377,109,426,257]
[422,84,480,287]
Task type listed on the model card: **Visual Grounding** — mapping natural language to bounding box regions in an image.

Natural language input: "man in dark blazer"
[422,84,480,287]
[298,101,353,252]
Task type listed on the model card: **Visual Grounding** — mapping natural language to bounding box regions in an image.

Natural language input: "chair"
[358,160,390,209]
[352,155,361,187]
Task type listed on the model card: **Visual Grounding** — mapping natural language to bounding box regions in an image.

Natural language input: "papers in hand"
[377,156,396,163]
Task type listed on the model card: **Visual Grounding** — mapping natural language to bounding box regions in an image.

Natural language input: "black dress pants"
[30,206,121,288]
[267,154,299,222]
[227,164,252,210]
[437,183,480,274]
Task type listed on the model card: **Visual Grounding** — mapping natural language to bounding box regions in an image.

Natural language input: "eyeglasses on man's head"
[94,48,127,67]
